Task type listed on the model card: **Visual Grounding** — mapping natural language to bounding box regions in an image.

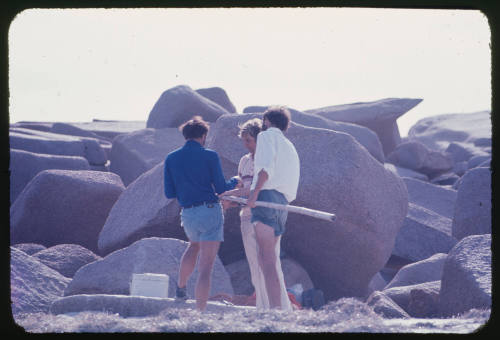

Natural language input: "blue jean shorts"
[251,190,288,236]
[180,202,224,242]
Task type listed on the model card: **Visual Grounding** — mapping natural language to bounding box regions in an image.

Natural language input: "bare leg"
[195,240,220,311]
[178,241,200,289]
[255,222,281,309]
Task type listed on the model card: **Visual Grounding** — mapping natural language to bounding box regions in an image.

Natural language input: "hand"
[247,191,258,208]
[235,176,243,189]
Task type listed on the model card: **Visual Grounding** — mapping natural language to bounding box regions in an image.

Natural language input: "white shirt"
[251,127,300,202]
[238,153,254,218]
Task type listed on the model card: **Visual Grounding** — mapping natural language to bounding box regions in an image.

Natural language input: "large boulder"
[31,244,101,278]
[451,167,491,240]
[9,127,107,166]
[383,280,441,314]
[407,286,440,318]
[65,237,233,298]
[445,141,480,163]
[242,107,385,163]
[10,170,125,254]
[196,86,237,113]
[77,137,108,166]
[97,163,184,256]
[407,110,491,155]
[392,203,457,262]
[109,128,185,186]
[386,141,453,178]
[225,257,314,296]
[439,234,491,316]
[146,85,230,129]
[366,291,410,319]
[403,177,457,219]
[9,148,90,204]
[207,114,408,301]
[11,247,71,315]
[386,141,428,170]
[100,145,242,262]
[10,127,86,157]
[384,253,447,289]
[304,98,423,155]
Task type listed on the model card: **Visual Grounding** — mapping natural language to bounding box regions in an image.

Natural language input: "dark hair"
[179,116,209,140]
[263,106,291,131]
[238,118,262,140]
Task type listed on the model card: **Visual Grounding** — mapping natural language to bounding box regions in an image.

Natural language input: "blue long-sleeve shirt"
[164,140,238,207]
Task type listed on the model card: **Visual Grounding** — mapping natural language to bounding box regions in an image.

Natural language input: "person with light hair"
[222,108,299,310]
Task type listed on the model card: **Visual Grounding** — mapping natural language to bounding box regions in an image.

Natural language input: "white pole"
[221,195,336,223]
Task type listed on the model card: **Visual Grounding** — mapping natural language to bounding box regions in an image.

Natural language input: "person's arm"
[247,131,275,207]
[163,159,176,199]
[219,186,251,198]
[210,152,241,194]
[246,169,268,208]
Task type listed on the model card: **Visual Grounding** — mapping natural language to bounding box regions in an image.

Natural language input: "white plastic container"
[129,273,169,298]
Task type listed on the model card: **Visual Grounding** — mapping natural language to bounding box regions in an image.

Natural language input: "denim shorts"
[180,202,224,242]
[251,190,288,236]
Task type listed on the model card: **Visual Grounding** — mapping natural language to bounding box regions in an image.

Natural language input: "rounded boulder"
[451,167,491,240]
[66,237,233,298]
[10,170,125,254]
[207,114,408,301]
[146,85,230,129]
[10,148,90,204]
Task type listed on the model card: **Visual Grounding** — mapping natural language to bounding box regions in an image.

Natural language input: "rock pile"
[9,85,491,319]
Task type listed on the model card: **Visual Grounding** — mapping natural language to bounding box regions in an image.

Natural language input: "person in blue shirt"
[164,115,241,311]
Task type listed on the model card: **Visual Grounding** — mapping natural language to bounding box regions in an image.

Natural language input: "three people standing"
[164,107,300,311]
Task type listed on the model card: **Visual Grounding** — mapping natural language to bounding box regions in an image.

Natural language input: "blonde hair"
[238,118,262,140]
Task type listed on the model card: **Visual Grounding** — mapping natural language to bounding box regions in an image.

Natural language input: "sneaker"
[175,285,188,301]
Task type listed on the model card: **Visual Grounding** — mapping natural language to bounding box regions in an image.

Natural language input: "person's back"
[255,127,300,203]
[247,106,300,310]
[165,141,234,208]
[164,116,240,311]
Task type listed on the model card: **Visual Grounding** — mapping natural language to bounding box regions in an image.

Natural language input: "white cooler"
[129,273,169,298]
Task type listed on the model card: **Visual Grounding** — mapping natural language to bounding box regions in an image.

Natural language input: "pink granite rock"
[10,170,125,254]
[305,98,423,155]
[146,85,230,128]
[11,247,71,314]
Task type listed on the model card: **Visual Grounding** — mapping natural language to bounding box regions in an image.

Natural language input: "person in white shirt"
[221,118,293,310]
[246,106,300,309]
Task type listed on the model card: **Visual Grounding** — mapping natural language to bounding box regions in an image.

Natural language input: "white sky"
[8,8,491,136]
